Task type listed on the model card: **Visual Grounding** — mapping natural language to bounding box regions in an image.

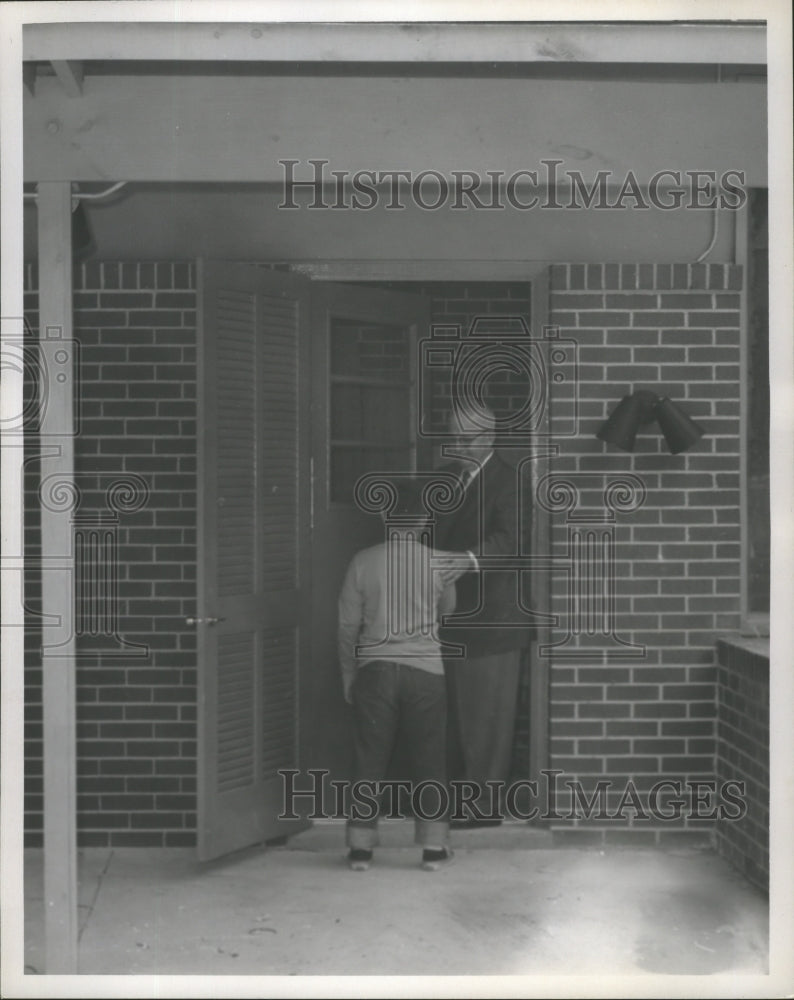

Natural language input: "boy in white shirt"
[338,478,455,872]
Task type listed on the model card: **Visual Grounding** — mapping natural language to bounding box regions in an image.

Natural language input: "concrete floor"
[23,821,769,980]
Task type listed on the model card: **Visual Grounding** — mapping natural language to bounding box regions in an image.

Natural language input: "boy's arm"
[338,557,363,705]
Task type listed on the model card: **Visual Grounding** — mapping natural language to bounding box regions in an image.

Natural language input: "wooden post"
[528,268,552,813]
[37,181,78,973]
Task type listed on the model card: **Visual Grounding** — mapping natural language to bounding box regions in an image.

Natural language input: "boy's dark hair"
[391,476,426,517]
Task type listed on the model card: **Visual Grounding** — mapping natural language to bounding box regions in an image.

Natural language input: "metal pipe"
[24,181,128,202]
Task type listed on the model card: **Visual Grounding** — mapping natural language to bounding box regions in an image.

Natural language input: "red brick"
[550,721,603,736]
[578,739,632,754]
[99,292,153,308]
[687,312,740,329]
[165,832,196,846]
[552,757,606,773]
[605,294,658,309]
[659,294,713,309]
[662,756,713,772]
[606,365,660,381]
[634,347,686,363]
[578,703,632,719]
[552,684,604,701]
[606,329,660,346]
[550,293,604,310]
[607,721,659,736]
[605,684,660,701]
[577,311,632,327]
[576,667,632,683]
[605,756,661,772]
[78,813,130,829]
[634,739,685,754]
[630,311,686,327]
[634,702,687,719]
[661,328,713,345]
[75,309,128,327]
[633,667,687,683]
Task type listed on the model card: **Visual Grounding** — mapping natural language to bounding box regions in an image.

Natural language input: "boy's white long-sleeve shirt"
[338,539,455,695]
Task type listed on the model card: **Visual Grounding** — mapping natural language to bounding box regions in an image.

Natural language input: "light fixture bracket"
[630,389,661,425]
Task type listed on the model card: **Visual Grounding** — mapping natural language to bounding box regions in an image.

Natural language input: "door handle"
[186,617,225,626]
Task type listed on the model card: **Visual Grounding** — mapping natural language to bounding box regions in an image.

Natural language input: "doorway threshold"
[284,818,553,850]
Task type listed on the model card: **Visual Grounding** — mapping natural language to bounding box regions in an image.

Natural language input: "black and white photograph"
[1,2,792,996]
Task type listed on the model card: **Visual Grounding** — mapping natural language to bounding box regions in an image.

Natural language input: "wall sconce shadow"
[596,389,705,454]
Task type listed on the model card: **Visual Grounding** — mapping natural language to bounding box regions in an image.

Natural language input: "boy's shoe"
[347,848,373,871]
[421,846,455,872]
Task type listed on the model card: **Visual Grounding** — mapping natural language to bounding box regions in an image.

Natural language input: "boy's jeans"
[346,660,450,850]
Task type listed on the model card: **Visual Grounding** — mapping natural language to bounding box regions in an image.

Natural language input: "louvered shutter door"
[197,262,311,861]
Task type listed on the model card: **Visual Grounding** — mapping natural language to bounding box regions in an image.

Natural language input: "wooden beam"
[22,21,767,65]
[23,75,767,184]
[291,260,548,281]
[50,60,83,97]
[37,181,78,974]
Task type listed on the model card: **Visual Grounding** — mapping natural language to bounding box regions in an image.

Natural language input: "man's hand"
[434,549,476,587]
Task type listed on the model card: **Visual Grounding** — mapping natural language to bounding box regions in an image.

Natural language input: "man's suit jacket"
[434,451,532,656]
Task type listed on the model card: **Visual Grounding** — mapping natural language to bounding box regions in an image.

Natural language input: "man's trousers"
[444,648,522,816]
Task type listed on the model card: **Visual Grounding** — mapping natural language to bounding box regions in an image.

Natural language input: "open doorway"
[341,279,549,792]
[195,265,551,858]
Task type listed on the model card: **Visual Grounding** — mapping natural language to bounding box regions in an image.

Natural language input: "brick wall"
[546,262,743,844]
[24,261,198,847]
[24,264,745,847]
[715,638,769,890]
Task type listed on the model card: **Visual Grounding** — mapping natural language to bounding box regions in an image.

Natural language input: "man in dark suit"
[434,404,531,826]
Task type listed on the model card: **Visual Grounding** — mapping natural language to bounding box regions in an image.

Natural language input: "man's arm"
[480,461,520,559]
[437,581,457,618]
[337,557,363,705]
[436,461,520,582]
